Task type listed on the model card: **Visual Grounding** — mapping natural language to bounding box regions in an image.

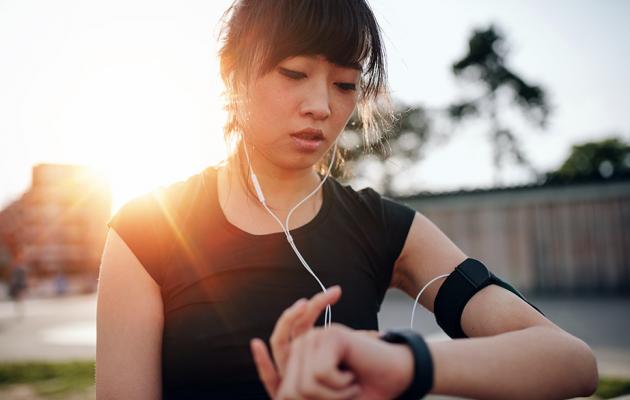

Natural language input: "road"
[0,289,629,379]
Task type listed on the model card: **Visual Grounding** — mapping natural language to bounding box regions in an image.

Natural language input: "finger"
[250,338,281,398]
[277,335,306,400]
[356,329,381,339]
[292,286,342,336]
[311,383,361,400]
[316,368,355,390]
[311,329,356,390]
[299,330,360,400]
[270,298,308,375]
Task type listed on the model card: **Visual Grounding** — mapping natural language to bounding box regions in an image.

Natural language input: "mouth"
[289,128,325,152]
[290,128,325,141]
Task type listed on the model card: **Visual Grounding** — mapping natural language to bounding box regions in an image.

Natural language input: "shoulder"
[105,167,216,286]
[110,167,212,230]
[107,167,214,261]
[327,178,387,215]
[328,178,415,224]
[328,178,416,261]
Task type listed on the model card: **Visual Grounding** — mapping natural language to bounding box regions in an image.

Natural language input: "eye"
[335,82,357,92]
[278,67,305,80]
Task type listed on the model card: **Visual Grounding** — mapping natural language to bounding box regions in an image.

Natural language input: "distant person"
[53,271,68,296]
[96,0,598,399]
[9,250,28,320]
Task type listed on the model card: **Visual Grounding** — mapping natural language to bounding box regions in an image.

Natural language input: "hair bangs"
[254,0,386,99]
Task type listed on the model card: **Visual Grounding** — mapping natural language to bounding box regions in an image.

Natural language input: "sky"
[1,0,629,209]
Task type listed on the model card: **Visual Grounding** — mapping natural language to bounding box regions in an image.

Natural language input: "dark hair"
[218,0,392,179]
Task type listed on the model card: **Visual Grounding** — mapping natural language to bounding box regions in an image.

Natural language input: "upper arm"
[96,229,164,399]
[392,212,556,337]
[392,211,466,313]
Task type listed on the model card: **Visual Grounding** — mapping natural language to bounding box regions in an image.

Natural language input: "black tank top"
[108,166,415,399]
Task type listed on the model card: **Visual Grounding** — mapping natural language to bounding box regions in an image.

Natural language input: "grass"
[0,361,94,399]
[595,376,630,399]
[0,360,629,399]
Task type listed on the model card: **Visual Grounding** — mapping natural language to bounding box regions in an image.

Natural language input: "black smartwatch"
[381,330,434,400]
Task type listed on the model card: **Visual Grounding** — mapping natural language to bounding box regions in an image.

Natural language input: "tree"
[341,25,551,194]
[338,104,431,195]
[544,137,630,183]
[449,25,550,185]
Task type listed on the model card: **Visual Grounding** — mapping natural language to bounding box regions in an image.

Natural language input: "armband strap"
[434,258,544,339]
[381,330,433,400]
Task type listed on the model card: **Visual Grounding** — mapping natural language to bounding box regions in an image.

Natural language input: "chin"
[277,154,325,172]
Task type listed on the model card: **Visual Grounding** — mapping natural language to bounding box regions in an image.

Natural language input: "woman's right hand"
[253,323,418,400]
[250,286,343,396]
[271,286,343,376]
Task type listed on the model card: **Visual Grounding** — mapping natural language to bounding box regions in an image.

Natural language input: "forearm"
[427,326,598,400]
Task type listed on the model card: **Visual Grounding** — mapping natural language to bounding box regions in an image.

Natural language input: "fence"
[400,179,630,294]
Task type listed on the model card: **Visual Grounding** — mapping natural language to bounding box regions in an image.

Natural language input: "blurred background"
[0,0,629,398]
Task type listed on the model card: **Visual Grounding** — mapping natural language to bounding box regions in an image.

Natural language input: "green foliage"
[0,360,628,399]
[0,361,95,397]
[342,104,431,194]
[544,137,630,183]
[596,376,630,399]
[342,24,551,193]
[451,25,549,127]
[450,25,550,183]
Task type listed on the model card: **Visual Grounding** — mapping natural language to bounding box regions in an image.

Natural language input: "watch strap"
[381,329,433,400]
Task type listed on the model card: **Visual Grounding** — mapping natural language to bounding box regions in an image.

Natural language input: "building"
[0,164,111,292]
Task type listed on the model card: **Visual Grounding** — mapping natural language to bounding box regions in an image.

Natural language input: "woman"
[96,1,598,399]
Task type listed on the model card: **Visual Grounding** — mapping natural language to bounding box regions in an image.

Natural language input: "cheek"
[251,83,295,123]
[334,96,358,125]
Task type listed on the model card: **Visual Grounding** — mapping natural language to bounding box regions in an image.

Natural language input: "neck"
[226,151,323,212]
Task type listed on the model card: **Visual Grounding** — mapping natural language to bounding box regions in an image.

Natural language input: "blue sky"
[1,0,629,208]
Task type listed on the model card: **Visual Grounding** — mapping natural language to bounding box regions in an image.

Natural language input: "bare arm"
[96,229,163,400]
[392,212,598,399]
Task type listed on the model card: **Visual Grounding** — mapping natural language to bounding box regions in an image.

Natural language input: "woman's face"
[242,55,360,172]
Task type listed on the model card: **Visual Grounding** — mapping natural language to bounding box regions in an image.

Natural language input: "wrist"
[389,343,416,395]
[381,330,434,400]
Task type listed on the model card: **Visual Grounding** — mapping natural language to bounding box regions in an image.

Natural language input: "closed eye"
[278,67,305,80]
[335,82,357,91]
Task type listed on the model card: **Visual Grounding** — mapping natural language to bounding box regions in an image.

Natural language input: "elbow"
[542,327,599,398]
[572,337,599,397]
[582,349,599,397]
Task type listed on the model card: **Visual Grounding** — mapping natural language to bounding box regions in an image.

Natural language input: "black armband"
[434,258,544,339]
[381,330,433,400]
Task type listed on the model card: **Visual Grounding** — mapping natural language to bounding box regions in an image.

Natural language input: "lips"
[290,128,324,141]
[289,128,325,152]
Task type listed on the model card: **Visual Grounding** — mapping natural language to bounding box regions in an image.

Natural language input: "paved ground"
[0,289,629,381]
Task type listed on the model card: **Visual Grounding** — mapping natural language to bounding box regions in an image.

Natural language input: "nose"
[299,80,331,121]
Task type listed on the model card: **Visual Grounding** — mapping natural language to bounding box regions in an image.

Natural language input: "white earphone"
[243,138,338,327]
[410,273,449,329]
[243,137,448,331]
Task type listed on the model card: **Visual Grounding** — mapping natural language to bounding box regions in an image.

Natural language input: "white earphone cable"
[410,273,449,329]
[243,140,453,331]
[243,139,337,326]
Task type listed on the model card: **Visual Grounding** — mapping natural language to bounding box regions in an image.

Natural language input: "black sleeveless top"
[108,166,415,399]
